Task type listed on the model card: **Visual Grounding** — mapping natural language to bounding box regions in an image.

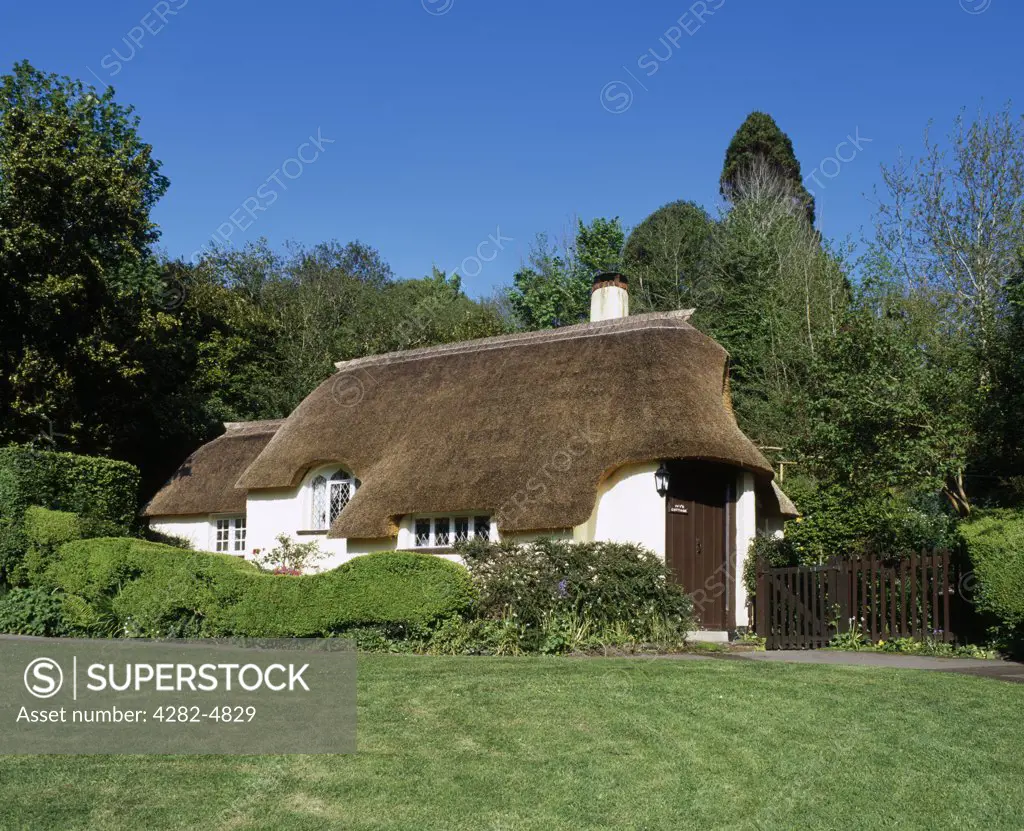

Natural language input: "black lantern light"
[654,462,669,498]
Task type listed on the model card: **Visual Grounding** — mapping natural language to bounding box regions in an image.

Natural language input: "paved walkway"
[734,649,1024,683]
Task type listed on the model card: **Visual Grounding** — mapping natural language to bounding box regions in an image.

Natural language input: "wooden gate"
[754,552,957,650]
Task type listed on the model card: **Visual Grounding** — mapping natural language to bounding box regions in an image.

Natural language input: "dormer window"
[311,468,359,530]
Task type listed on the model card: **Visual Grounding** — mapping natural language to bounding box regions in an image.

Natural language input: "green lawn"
[1,655,1022,830]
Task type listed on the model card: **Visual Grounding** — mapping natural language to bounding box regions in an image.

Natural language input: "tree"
[189,241,507,423]
[801,292,977,508]
[506,218,624,330]
[872,106,1024,358]
[622,200,716,312]
[373,268,507,354]
[506,232,588,330]
[575,216,624,276]
[0,60,169,452]
[720,111,814,225]
[869,104,1024,509]
[706,161,849,449]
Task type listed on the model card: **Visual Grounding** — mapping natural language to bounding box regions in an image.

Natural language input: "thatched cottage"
[144,273,796,634]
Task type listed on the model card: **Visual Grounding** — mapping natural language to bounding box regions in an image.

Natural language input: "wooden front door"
[665,461,734,631]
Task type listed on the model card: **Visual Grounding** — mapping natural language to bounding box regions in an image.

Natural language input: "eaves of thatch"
[142,420,285,518]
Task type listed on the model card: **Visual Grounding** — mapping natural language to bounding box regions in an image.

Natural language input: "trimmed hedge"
[0,447,140,585]
[44,538,477,637]
[0,447,139,528]
[962,510,1024,641]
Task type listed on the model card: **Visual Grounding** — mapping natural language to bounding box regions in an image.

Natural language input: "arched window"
[311,475,328,530]
[311,469,359,530]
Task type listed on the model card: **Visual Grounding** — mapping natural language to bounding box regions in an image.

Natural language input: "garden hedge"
[961,510,1024,641]
[0,448,140,585]
[44,537,477,637]
[0,447,139,528]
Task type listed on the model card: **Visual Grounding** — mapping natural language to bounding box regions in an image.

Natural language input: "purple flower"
[557,579,569,598]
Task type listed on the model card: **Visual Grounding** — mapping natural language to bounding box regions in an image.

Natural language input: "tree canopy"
[720,111,815,225]
[0,60,170,456]
[3,58,1022,547]
[623,200,716,313]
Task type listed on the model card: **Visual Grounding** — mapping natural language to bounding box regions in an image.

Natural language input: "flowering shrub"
[458,538,695,636]
[254,534,324,575]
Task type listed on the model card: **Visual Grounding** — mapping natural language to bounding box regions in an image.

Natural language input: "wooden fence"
[753,552,957,650]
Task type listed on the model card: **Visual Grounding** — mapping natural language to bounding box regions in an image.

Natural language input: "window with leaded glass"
[311,469,358,530]
[329,471,352,525]
[411,515,491,548]
[434,517,450,547]
[312,475,328,529]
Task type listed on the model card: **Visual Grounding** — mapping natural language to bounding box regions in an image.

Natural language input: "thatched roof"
[759,480,800,519]
[237,311,774,538]
[142,420,284,518]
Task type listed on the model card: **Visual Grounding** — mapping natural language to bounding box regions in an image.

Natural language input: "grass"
[1,655,1023,830]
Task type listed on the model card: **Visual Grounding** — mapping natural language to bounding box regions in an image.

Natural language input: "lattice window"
[415,519,432,547]
[329,481,351,524]
[311,469,358,530]
[434,517,451,547]
[312,476,328,530]
[412,515,491,548]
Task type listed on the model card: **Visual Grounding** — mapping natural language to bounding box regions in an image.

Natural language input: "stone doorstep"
[687,630,730,644]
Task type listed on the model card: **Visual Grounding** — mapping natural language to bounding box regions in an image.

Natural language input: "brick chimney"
[589,271,629,322]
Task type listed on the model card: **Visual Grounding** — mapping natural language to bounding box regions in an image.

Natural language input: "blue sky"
[2,0,1021,297]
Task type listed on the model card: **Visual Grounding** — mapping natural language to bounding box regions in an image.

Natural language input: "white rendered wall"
[734,471,757,628]
[245,488,303,556]
[244,487,349,570]
[148,516,214,551]
[760,516,786,539]
[574,462,665,558]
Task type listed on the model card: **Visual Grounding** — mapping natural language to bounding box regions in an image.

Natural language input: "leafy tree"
[800,295,976,508]
[507,218,624,330]
[622,200,716,312]
[574,216,624,276]
[720,111,814,225]
[869,104,1024,509]
[985,259,1024,502]
[507,233,588,330]
[187,242,507,424]
[373,268,507,354]
[706,161,849,449]
[0,60,169,453]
